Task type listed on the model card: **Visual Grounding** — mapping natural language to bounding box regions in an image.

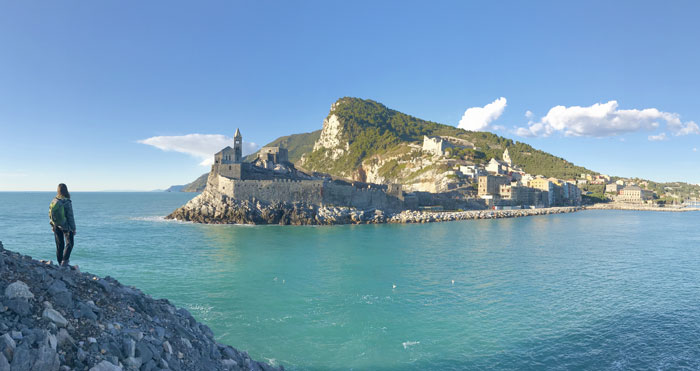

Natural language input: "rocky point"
[0,241,281,371]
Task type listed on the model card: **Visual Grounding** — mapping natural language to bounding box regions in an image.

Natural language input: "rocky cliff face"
[0,241,281,371]
[312,113,349,161]
[166,183,389,225]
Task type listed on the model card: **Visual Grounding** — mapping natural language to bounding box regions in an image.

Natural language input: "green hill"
[302,97,596,180]
[175,97,699,200]
[243,130,321,163]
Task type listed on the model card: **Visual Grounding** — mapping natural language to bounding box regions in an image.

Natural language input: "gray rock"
[6,299,31,316]
[135,341,153,362]
[101,341,122,359]
[42,308,68,327]
[0,244,282,371]
[180,338,192,349]
[96,279,112,294]
[30,345,59,371]
[0,352,9,371]
[0,333,16,362]
[77,347,87,362]
[48,280,73,309]
[56,328,73,347]
[162,341,172,355]
[123,338,136,358]
[47,333,57,350]
[78,302,98,321]
[89,360,122,371]
[123,356,142,370]
[140,359,156,371]
[4,281,34,300]
[157,358,168,369]
[9,344,31,371]
[125,330,143,341]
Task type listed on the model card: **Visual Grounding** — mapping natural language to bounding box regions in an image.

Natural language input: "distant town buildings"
[605,183,623,194]
[616,185,654,203]
[470,149,583,208]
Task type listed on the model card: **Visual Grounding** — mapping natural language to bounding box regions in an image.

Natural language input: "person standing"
[49,183,76,267]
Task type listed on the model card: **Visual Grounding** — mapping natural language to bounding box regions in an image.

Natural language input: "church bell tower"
[234,128,242,163]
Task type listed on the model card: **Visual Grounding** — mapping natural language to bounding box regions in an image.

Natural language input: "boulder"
[42,308,68,328]
[4,281,33,300]
[89,360,122,371]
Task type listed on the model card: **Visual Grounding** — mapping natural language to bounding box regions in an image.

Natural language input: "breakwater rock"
[0,241,281,371]
[166,189,387,225]
[389,206,582,223]
[167,190,582,225]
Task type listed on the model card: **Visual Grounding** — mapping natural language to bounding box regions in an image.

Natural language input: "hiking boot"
[61,260,70,267]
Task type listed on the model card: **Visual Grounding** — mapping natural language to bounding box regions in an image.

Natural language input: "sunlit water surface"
[2,192,700,370]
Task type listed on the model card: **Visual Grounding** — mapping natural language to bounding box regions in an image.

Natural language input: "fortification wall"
[234,179,325,204]
[322,182,403,211]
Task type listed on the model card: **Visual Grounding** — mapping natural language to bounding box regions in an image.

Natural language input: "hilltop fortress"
[206,128,407,212]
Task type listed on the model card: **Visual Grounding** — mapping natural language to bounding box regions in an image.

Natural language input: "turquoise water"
[2,192,700,370]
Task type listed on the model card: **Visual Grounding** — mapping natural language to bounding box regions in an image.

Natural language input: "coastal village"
[201,129,675,213]
[418,135,665,209]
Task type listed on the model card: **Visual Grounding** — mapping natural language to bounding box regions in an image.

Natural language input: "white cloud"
[458,97,507,131]
[694,147,698,152]
[515,100,699,138]
[138,134,259,166]
[525,110,533,119]
[648,132,668,141]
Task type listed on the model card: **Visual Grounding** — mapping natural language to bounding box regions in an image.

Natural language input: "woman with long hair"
[49,183,76,267]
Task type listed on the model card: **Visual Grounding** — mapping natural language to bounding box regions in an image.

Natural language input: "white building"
[422,136,447,156]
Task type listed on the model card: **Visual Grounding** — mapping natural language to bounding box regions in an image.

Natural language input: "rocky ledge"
[166,190,388,225]
[0,241,281,371]
[167,189,582,225]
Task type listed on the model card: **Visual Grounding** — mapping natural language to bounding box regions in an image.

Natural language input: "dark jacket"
[51,196,76,232]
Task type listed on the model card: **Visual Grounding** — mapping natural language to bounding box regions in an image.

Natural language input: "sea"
[2,192,700,370]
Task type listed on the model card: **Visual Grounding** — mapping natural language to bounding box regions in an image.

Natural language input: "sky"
[1,0,699,191]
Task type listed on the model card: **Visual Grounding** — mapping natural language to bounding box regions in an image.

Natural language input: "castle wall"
[322,182,403,211]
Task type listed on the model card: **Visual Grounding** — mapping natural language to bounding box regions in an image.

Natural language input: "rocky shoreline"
[167,189,583,225]
[586,203,700,212]
[0,241,281,371]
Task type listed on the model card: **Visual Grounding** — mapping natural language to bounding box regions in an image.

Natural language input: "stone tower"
[234,128,242,163]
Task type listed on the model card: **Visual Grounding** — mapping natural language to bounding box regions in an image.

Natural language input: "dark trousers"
[53,227,74,264]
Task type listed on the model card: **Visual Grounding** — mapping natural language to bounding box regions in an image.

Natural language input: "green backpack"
[49,199,66,227]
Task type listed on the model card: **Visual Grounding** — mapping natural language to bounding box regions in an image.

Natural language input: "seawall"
[389,206,582,223]
[0,241,281,371]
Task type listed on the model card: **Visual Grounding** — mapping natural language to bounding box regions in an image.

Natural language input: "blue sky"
[1,0,699,191]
